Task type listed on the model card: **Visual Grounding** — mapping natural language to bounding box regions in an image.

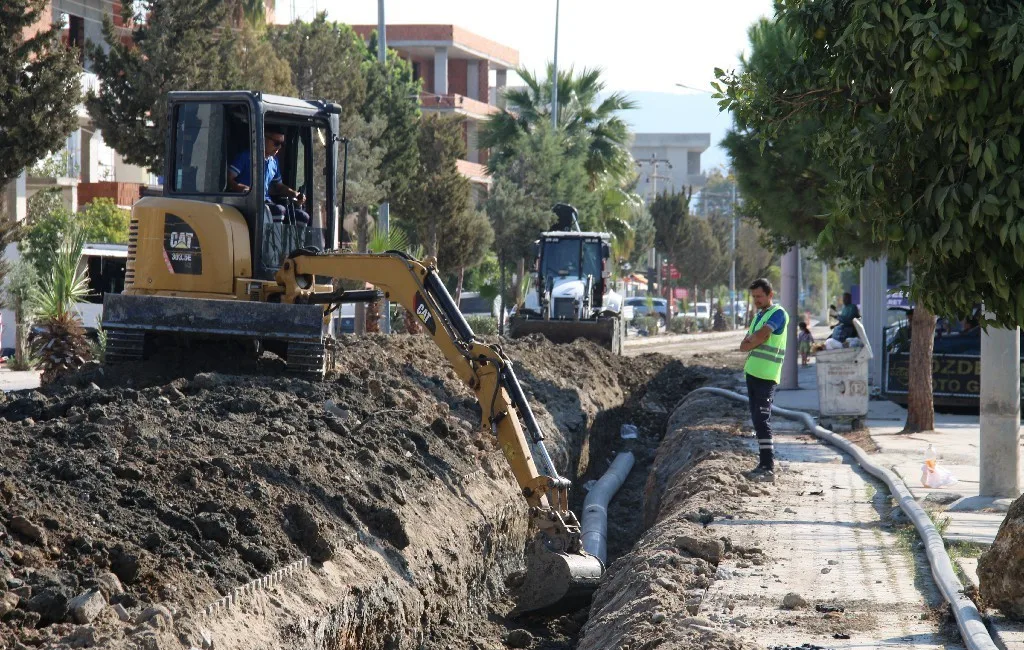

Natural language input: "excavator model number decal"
[163,213,203,275]
[414,293,437,334]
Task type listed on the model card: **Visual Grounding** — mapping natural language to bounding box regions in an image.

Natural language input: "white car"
[691,302,711,326]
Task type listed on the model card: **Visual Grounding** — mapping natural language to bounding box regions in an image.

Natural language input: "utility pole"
[377,0,391,333]
[636,155,673,308]
[729,180,737,330]
[780,246,799,390]
[552,0,560,130]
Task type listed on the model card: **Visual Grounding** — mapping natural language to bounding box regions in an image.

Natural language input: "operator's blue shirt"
[229,150,280,202]
[755,306,787,335]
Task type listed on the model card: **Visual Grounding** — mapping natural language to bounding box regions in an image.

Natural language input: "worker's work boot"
[744,464,776,483]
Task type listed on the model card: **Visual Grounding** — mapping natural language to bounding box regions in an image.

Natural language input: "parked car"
[882,306,1022,408]
[624,296,667,325]
[690,302,711,327]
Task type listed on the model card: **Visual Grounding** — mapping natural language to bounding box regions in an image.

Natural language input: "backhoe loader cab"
[509,205,625,353]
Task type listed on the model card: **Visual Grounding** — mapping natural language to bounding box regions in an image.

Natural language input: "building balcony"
[419,93,500,120]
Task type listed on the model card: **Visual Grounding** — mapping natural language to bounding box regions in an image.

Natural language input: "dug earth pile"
[0,335,724,650]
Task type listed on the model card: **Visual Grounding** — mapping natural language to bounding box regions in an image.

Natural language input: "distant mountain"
[622,91,734,173]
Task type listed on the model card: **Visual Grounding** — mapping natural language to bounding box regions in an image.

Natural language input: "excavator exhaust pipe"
[512,538,604,616]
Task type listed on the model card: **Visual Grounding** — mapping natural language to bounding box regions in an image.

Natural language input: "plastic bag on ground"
[921,460,958,488]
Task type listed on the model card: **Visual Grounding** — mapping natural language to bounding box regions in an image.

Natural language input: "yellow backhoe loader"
[101,91,602,614]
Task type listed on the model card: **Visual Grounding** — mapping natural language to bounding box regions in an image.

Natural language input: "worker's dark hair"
[265,126,285,137]
[749,278,773,294]
[842,292,853,305]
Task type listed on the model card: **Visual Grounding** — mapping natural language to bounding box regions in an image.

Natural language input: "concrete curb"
[623,329,744,350]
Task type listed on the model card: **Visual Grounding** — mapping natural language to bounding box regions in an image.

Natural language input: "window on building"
[412,62,422,82]
[58,13,86,64]
[687,151,701,176]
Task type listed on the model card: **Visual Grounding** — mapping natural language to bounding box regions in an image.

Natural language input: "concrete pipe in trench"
[580,451,635,564]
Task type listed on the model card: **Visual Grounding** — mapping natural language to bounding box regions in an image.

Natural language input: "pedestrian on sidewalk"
[798,321,814,366]
[739,278,790,478]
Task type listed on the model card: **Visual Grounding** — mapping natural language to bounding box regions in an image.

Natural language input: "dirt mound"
[577,393,764,650]
[0,335,690,649]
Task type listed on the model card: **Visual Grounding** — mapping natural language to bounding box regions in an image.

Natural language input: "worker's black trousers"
[746,373,777,469]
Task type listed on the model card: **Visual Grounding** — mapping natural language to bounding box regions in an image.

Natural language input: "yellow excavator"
[101,91,602,614]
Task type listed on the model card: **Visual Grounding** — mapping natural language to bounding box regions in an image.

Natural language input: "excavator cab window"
[172,102,249,195]
[541,238,582,280]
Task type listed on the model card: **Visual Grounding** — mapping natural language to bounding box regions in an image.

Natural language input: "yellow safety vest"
[744,304,789,383]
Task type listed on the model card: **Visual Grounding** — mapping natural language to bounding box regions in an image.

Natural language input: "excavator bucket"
[507,315,623,355]
[512,542,604,616]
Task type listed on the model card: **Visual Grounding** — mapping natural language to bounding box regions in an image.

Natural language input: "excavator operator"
[227,127,310,225]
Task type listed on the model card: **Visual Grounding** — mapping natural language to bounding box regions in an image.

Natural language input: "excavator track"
[286,339,326,380]
[104,328,146,364]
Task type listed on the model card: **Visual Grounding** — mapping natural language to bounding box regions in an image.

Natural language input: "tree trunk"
[499,258,507,335]
[455,267,465,306]
[354,206,368,335]
[428,219,438,260]
[904,303,936,432]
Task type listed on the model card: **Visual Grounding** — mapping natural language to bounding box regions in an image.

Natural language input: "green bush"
[466,315,497,336]
[668,316,697,334]
[631,314,660,335]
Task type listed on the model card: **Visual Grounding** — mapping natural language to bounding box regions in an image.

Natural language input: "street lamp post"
[377,0,391,333]
[552,0,560,130]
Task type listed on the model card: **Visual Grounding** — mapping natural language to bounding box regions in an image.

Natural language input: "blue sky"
[292,0,774,172]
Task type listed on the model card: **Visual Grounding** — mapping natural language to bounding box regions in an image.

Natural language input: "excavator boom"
[276,250,603,614]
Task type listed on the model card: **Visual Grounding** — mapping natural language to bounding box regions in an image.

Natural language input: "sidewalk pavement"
[773,361,1006,548]
[768,357,1024,648]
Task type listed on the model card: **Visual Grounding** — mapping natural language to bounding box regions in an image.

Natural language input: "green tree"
[88,0,294,174]
[406,114,470,258]
[438,206,494,302]
[485,178,548,331]
[22,190,72,281]
[361,31,422,212]
[650,190,691,314]
[480,65,637,188]
[0,0,81,221]
[273,15,385,216]
[79,199,130,244]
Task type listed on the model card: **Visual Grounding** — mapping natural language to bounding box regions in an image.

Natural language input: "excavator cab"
[164,91,341,279]
[103,92,344,374]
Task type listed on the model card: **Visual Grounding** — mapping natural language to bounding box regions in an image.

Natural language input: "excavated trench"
[0,335,730,650]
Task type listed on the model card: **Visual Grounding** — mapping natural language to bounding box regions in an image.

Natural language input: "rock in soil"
[782,592,809,609]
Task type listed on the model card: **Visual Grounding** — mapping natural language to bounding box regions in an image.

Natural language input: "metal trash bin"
[815,318,872,428]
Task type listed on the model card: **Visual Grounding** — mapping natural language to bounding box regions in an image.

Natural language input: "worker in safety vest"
[739,278,789,479]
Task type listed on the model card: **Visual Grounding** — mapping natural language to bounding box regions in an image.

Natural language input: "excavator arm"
[275,250,603,614]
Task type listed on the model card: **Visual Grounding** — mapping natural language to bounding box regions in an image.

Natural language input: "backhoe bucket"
[507,315,623,354]
[512,542,604,616]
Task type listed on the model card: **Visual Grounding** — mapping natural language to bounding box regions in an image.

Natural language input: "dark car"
[624,296,668,325]
[882,308,1022,408]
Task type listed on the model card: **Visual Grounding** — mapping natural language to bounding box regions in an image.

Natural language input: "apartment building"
[352,24,520,192]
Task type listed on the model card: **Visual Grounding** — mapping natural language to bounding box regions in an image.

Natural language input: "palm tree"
[30,227,91,384]
[227,0,269,29]
[366,225,410,333]
[480,64,638,188]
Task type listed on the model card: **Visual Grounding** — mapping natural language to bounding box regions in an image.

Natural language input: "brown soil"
[0,335,725,650]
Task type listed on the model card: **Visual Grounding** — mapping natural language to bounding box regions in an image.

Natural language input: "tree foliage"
[0,0,81,201]
[717,1,1024,326]
[88,0,294,174]
[273,15,386,214]
[21,192,129,281]
[404,114,470,258]
[480,64,637,188]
